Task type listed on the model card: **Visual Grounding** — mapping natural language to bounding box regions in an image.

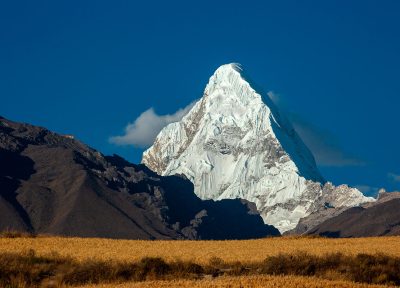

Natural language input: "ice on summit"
[142,63,374,233]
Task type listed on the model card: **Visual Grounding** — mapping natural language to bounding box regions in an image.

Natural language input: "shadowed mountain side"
[0,148,35,232]
[308,198,400,237]
[158,174,279,239]
[0,116,278,239]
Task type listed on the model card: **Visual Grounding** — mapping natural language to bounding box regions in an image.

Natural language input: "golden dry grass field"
[0,236,399,264]
[79,275,394,288]
[1,236,400,287]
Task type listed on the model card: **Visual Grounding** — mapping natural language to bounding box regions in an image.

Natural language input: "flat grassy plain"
[80,275,393,288]
[1,236,399,264]
[1,236,399,287]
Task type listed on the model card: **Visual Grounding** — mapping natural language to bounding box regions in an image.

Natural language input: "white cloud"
[110,101,196,148]
[388,172,400,182]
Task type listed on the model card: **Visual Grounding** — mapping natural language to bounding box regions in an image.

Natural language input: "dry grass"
[1,236,400,287]
[79,275,394,288]
[1,250,398,288]
[1,248,400,287]
[0,236,399,264]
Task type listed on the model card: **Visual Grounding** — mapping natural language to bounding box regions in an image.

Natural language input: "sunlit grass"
[1,236,399,287]
[79,275,393,288]
[1,236,399,264]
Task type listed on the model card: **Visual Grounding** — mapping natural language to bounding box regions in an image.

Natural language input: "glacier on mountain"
[142,63,374,233]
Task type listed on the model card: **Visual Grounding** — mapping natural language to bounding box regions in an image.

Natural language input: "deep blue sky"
[1,1,399,195]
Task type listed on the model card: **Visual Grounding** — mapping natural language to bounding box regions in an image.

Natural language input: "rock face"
[307,192,400,237]
[0,116,279,239]
[142,63,374,233]
[291,189,400,235]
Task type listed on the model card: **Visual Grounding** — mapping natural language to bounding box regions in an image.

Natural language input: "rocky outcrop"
[289,189,400,235]
[307,193,400,237]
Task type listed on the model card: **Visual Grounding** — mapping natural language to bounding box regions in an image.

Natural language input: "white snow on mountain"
[142,63,374,233]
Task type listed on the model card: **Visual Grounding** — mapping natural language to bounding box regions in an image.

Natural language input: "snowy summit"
[142,63,374,233]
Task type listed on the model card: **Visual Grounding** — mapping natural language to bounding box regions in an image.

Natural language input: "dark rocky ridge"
[307,193,400,237]
[0,116,279,239]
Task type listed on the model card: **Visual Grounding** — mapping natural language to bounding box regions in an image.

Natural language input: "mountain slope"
[0,116,279,239]
[142,64,374,233]
[308,197,400,237]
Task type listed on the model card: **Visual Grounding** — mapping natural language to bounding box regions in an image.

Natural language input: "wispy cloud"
[388,172,400,182]
[267,91,281,105]
[110,101,196,148]
[289,114,365,167]
[266,90,364,167]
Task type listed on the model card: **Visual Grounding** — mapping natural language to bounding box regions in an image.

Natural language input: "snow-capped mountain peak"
[142,63,374,233]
